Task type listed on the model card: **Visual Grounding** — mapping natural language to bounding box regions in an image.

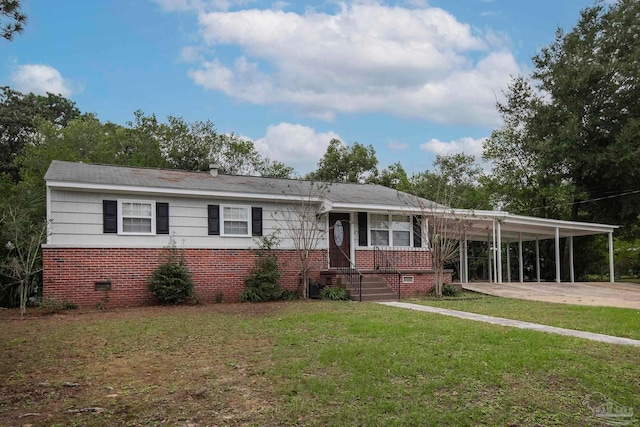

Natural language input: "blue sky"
[2,0,598,175]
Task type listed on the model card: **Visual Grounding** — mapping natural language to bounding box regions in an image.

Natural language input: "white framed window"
[221,205,250,236]
[392,215,411,247]
[369,213,412,247]
[370,214,390,246]
[118,200,155,234]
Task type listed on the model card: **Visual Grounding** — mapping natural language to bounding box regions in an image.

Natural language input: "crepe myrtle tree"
[400,190,475,298]
[272,181,330,299]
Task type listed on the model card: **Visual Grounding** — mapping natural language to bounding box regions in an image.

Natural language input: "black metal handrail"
[373,247,402,300]
[335,245,363,301]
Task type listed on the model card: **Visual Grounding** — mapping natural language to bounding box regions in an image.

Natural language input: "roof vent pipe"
[209,164,219,177]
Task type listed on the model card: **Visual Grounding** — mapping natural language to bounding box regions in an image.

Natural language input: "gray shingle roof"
[45,160,442,210]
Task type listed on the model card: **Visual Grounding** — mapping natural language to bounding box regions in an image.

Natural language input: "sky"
[1,0,600,176]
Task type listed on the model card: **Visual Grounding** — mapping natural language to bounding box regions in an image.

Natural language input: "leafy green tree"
[368,162,410,191]
[410,154,490,210]
[306,138,378,183]
[1,0,26,40]
[483,77,574,218]
[487,1,640,235]
[0,87,81,181]
[138,113,294,177]
[531,0,640,232]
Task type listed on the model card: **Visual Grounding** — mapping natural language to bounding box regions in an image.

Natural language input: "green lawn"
[414,295,640,340]
[1,301,639,426]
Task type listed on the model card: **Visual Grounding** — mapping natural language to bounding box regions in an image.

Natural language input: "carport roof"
[455,209,618,242]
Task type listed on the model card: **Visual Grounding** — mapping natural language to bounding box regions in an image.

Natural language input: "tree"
[271,182,329,299]
[483,77,574,218]
[410,154,490,210]
[532,0,640,232]
[400,191,473,298]
[306,138,378,183]
[0,87,81,181]
[1,0,26,40]
[1,204,48,315]
[487,1,640,234]
[368,162,410,191]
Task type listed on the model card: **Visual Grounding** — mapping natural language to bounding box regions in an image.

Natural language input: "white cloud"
[179,2,521,125]
[10,64,75,97]
[252,123,340,174]
[387,140,409,151]
[179,45,204,63]
[420,136,486,157]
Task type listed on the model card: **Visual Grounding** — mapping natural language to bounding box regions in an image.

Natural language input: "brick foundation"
[43,248,327,308]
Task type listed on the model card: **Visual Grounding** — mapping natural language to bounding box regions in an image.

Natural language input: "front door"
[329,213,351,268]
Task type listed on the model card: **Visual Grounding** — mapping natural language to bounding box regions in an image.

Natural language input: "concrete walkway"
[379,301,640,347]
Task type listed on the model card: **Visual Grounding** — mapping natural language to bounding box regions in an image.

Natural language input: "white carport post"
[568,236,575,283]
[497,221,503,283]
[518,233,524,283]
[555,227,561,283]
[464,234,469,284]
[459,241,463,284]
[609,232,615,283]
[487,233,493,283]
[506,242,511,282]
[535,237,541,283]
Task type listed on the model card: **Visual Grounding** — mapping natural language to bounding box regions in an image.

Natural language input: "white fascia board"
[46,180,323,203]
[329,203,427,213]
[503,214,619,233]
[452,209,618,234]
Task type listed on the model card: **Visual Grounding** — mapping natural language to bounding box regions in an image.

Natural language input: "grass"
[414,294,640,340]
[1,301,639,426]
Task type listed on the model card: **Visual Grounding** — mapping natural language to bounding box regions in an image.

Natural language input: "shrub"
[429,283,462,298]
[281,290,300,300]
[320,286,349,301]
[148,237,194,305]
[214,292,224,303]
[240,287,263,302]
[241,234,284,302]
[38,298,78,314]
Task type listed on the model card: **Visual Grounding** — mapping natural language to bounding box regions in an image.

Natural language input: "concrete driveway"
[463,282,640,309]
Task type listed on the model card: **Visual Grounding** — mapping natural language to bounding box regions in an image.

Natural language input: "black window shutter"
[358,212,368,246]
[413,215,422,248]
[156,203,169,234]
[103,200,117,233]
[252,207,263,236]
[208,205,220,235]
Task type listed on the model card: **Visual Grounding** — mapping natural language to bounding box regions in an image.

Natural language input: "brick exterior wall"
[43,248,327,308]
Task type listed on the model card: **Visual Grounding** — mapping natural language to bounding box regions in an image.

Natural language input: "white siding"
[47,189,328,250]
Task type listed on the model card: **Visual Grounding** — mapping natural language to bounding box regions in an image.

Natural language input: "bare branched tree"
[272,181,330,299]
[400,187,475,298]
[1,206,49,315]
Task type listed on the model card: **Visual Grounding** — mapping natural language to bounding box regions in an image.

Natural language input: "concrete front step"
[345,274,398,301]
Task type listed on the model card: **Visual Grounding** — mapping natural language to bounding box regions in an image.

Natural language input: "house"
[43,161,445,306]
[43,161,619,307]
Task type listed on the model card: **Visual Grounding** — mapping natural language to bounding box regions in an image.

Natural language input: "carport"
[455,211,619,284]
